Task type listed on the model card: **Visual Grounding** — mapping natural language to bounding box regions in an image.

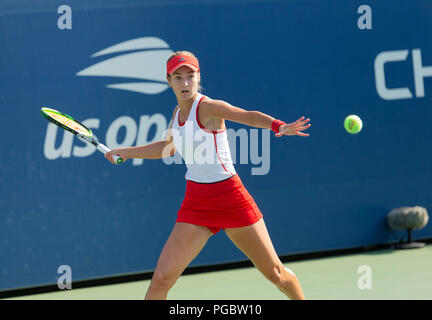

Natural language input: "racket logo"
[49,113,88,135]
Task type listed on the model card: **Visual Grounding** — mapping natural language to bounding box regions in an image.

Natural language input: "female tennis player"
[105,51,310,300]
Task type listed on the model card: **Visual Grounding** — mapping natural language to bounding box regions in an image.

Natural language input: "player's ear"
[167,75,171,87]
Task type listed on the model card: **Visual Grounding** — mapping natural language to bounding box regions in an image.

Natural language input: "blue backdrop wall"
[1,0,431,291]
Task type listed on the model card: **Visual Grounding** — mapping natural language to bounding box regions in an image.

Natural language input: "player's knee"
[284,267,296,278]
[266,265,283,285]
[150,271,177,290]
[268,266,297,287]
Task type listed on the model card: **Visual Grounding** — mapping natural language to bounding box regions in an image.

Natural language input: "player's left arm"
[201,99,311,137]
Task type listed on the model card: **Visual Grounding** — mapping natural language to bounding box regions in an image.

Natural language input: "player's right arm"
[105,106,178,164]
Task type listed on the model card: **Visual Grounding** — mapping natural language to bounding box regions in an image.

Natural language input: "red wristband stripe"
[271,119,286,133]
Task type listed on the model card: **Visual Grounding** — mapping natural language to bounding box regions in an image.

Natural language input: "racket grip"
[97,144,123,164]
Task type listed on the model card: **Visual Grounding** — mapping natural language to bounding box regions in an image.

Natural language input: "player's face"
[168,66,200,101]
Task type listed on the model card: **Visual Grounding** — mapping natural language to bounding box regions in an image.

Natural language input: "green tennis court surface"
[6,244,432,300]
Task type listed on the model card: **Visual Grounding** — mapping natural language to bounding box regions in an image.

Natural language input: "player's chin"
[179,90,194,99]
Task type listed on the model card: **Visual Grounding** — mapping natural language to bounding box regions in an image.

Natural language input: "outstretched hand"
[275,116,311,137]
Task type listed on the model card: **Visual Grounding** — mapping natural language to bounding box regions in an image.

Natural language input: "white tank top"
[171,93,236,183]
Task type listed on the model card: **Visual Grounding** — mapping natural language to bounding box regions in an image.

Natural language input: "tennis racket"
[40,107,123,164]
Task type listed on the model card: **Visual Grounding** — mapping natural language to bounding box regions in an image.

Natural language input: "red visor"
[167,55,200,75]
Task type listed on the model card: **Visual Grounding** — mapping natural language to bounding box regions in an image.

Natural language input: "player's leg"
[145,222,213,300]
[224,219,305,300]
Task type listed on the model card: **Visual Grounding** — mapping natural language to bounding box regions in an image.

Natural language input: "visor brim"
[167,63,199,75]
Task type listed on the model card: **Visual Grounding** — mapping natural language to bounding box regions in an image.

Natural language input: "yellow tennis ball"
[344,115,363,134]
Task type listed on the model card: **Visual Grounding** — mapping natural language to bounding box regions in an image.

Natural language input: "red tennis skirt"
[176,174,263,234]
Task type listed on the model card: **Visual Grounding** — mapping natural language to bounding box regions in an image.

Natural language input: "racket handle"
[97,144,123,164]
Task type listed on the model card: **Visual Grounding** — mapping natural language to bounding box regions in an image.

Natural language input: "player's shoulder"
[200,96,230,110]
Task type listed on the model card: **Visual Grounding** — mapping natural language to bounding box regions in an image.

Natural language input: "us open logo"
[76,37,173,95]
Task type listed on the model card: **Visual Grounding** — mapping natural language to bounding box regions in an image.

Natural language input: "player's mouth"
[181,90,189,93]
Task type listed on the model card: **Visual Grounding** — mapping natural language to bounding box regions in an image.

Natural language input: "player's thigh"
[224,219,283,279]
[153,222,212,280]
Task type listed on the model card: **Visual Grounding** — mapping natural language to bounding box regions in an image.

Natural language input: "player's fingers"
[297,124,311,131]
[299,118,310,126]
[294,116,305,124]
[297,132,309,137]
[105,152,115,164]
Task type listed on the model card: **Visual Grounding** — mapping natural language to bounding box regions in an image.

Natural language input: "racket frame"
[40,107,123,164]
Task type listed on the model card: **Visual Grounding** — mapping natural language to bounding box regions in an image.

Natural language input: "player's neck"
[177,93,198,111]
